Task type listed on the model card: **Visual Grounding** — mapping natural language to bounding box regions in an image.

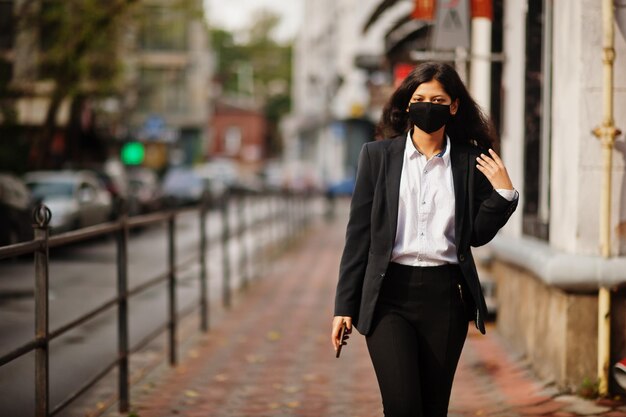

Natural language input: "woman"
[330,62,518,416]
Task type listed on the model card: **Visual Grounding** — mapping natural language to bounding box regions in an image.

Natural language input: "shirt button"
[422,201,426,205]
[459,254,465,262]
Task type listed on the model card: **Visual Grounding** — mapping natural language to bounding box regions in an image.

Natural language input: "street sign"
[142,115,166,140]
[432,0,471,50]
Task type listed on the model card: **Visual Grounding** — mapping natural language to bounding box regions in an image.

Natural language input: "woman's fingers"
[476,152,514,190]
[331,316,352,351]
[488,148,505,168]
[477,153,498,171]
[331,321,341,350]
[476,158,496,178]
[344,317,352,331]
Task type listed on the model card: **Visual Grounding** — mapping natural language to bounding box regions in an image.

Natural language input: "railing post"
[257,193,267,279]
[249,193,258,282]
[295,193,300,236]
[289,192,294,243]
[116,200,130,413]
[221,194,231,309]
[33,204,51,417]
[268,194,273,264]
[275,193,281,252]
[300,193,306,232]
[287,191,294,244]
[265,194,273,274]
[238,192,248,291]
[300,193,305,229]
[280,192,286,245]
[167,214,177,365]
[199,193,209,332]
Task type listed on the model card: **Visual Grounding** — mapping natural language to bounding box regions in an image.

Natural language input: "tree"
[210,9,293,156]
[10,0,138,169]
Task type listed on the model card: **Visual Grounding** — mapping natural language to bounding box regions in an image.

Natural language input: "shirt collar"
[405,130,451,167]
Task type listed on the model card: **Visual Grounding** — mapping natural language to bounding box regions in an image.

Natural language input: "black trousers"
[365,262,469,417]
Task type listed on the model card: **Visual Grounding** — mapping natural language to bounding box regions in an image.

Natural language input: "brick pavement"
[102,206,626,417]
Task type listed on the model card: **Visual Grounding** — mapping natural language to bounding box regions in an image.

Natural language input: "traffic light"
[121,142,145,165]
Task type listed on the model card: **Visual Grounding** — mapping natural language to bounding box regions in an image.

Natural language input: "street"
[0,197,294,417]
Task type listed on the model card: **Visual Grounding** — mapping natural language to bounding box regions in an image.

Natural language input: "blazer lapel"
[385,136,406,246]
[451,142,468,249]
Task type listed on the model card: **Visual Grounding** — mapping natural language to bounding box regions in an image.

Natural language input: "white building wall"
[551,0,626,256]
[291,0,376,183]
[500,0,527,239]
[187,16,212,126]
[293,0,480,185]
[293,0,340,120]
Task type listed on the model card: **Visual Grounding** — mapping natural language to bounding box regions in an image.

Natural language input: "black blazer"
[333,135,518,336]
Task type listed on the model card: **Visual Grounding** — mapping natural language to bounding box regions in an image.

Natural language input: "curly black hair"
[375,62,495,150]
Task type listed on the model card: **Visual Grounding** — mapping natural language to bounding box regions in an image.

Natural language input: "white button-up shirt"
[391,132,458,266]
[391,131,518,266]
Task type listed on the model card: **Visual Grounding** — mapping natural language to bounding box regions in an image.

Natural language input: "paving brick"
[516,400,567,415]
[96,206,626,417]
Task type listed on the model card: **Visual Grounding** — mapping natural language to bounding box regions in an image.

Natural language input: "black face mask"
[408,102,452,133]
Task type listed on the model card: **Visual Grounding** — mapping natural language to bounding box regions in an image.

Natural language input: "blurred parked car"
[261,162,286,191]
[230,174,265,195]
[24,171,113,234]
[161,168,205,207]
[0,173,35,246]
[127,167,163,214]
[325,177,356,197]
[91,169,130,217]
[194,159,239,205]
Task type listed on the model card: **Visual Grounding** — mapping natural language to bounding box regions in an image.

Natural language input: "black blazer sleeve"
[334,143,374,318]
[470,163,519,247]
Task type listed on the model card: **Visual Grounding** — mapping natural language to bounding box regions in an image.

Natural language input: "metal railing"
[0,190,316,417]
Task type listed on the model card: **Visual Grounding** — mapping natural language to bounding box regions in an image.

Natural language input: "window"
[39,1,62,53]
[491,0,504,136]
[137,67,188,114]
[0,59,12,87]
[139,6,187,51]
[0,1,13,50]
[224,126,242,156]
[522,0,552,240]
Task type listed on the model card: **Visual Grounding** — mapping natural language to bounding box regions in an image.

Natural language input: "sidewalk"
[103,204,626,417]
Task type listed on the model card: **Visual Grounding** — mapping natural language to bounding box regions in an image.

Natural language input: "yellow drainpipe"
[593,0,622,396]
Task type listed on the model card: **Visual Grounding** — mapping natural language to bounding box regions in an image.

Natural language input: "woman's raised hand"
[331,316,352,352]
[475,149,514,190]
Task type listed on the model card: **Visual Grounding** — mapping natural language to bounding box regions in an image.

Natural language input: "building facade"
[209,99,267,174]
[125,0,212,169]
[490,0,626,393]
[286,0,403,187]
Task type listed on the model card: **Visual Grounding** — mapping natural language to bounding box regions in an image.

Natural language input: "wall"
[210,107,266,163]
[493,0,626,392]
[492,260,598,391]
[499,0,526,239]
[550,0,626,256]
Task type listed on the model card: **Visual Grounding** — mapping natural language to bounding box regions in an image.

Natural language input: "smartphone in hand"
[335,322,348,358]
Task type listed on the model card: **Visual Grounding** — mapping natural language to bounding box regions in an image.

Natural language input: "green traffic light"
[121,142,145,165]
